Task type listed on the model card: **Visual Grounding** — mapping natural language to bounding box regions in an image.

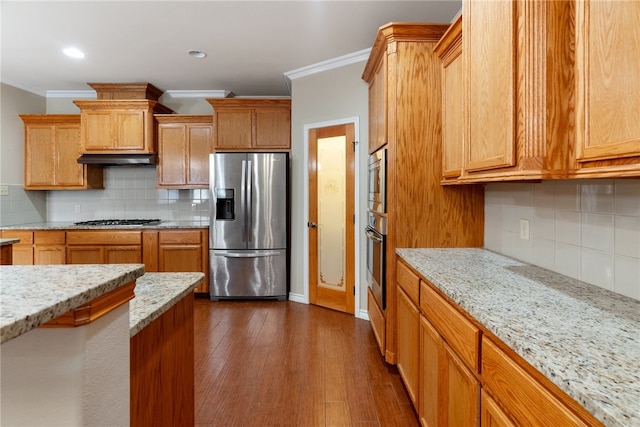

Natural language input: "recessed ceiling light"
[188,50,207,59]
[63,47,85,59]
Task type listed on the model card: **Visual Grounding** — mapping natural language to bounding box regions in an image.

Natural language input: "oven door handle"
[365,228,383,243]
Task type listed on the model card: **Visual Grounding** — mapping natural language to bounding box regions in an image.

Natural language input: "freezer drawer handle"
[216,251,282,258]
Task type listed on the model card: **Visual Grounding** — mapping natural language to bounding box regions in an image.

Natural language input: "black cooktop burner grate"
[74,219,162,226]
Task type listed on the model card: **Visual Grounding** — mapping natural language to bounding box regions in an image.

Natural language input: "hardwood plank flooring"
[194,298,418,426]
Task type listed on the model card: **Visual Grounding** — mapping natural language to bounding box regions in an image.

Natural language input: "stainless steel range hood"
[77,154,157,166]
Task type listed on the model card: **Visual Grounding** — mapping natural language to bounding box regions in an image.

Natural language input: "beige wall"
[290,61,370,315]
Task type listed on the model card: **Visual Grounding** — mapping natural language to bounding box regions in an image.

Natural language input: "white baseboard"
[288,292,307,304]
[357,309,369,321]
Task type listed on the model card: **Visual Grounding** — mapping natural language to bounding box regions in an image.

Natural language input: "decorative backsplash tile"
[485,180,640,300]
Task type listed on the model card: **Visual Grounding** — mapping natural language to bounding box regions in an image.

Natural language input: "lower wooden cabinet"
[157,229,209,294]
[419,315,440,427]
[396,287,420,407]
[367,288,385,356]
[481,390,516,427]
[0,230,34,265]
[33,231,66,264]
[66,231,142,264]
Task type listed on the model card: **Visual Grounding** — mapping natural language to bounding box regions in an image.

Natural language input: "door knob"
[307,222,317,228]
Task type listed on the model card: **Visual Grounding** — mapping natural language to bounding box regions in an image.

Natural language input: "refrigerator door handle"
[214,251,283,258]
[246,160,252,243]
[240,159,247,242]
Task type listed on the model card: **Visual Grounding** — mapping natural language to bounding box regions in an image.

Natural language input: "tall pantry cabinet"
[362,23,484,364]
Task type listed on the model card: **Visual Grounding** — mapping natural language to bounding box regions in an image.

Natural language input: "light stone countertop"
[396,248,640,427]
[0,264,145,344]
[129,272,204,337]
[0,238,20,246]
[0,220,209,230]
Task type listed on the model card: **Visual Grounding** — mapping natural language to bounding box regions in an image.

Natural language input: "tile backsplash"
[0,185,46,226]
[47,167,210,222]
[484,179,640,301]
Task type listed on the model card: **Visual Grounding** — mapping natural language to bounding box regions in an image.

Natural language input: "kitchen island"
[0,237,20,264]
[0,264,204,426]
[397,248,639,427]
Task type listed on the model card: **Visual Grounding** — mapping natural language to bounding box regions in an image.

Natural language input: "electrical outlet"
[0,185,8,196]
[519,219,530,240]
[74,204,81,213]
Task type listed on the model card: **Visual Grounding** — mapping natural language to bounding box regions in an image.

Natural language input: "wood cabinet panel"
[367,288,385,356]
[481,389,516,427]
[159,230,202,245]
[397,259,419,306]
[420,281,480,372]
[481,337,589,427]
[157,229,209,294]
[207,99,291,150]
[156,115,213,188]
[368,56,387,154]
[419,315,440,427]
[34,246,66,264]
[66,230,142,245]
[105,246,142,264]
[67,246,105,264]
[396,287,420,407]
[0,231,33,265]
[442,342,480,426]
[574,0,640,177]
[21,115,102,190]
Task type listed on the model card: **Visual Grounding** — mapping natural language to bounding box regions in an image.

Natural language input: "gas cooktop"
[74,219,162,226]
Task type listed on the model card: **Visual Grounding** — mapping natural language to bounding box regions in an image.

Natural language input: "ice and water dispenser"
[215,189,235,220]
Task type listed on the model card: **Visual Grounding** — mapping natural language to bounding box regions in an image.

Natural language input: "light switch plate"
[0,185,8,196]
[519,219,530,240]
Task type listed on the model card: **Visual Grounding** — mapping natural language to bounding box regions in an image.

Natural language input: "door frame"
[302,117,364,319]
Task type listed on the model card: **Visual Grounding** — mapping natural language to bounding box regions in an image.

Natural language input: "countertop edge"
[129,272,205,337]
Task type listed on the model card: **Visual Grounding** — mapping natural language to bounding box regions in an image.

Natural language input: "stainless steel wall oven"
[366,147,387,310]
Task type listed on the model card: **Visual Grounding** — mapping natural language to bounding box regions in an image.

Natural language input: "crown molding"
[163,90,233,99]
[1,80,47,97]
[283,48,371,94]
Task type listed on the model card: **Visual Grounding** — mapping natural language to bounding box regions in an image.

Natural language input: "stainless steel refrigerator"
[209,152,289,300]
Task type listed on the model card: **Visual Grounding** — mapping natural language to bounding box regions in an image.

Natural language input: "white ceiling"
[1,1,462,97]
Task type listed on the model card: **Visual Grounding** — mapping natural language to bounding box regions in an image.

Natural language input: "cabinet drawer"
[159,230,202,245]
[420,281,480,372]
[481,337,589,426]
[397,259,419,305]
[67,230,142,245]
[1,230,33,245]
[34,230,65,245]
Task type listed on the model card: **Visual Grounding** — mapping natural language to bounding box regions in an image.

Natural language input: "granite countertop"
[129,272,204,337]
[0,264,145,344]
[0,220,210,230]
[396,248,640,427]
[0,238,20,246]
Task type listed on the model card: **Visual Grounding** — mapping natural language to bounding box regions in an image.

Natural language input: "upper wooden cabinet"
[434,15,464,181]
[368,55,387,154]
[574,0,640,177]
[156,115,213,188]
[459,0,575,182]
[206,98,291,150]
[20,115,103,190]
[73,100,173,154]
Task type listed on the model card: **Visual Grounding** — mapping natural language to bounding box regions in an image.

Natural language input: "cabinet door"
[105,246,142,264]
[54,124,84,187]
[369,56,387,154]
[34,246,66,265]
[215,110,253,149]
[1,231,34,265]
[481,390,516,427]
[82,110,113,150]
[67,246,105,264]
[576,0,640,163]
[253,108,290,149]
[158,124,188,186]
[159,245,202,273]
[187,124,212,185]
[464,0,516,172]
[419,316,440,427]
[442,342,480,426]
[396,287,420,407]
[114,110,145,150]
[24,125,56,187]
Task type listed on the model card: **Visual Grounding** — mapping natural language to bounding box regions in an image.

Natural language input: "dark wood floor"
[193,298,419,426]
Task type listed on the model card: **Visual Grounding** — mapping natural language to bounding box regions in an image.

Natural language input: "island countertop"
[129,272,204,336]
[396,248,640,427]
[0,264,145,344]
[0,238,20,246]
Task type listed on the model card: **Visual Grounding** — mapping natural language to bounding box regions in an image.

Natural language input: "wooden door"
[396,287,420,407]
[82,110,113,150]
[575,0,640,163]
[464,0,516,172]
[105,246,142,264]
[442,342,480,426]
[215,110,253,149]
[54,124,84,187]
[419,315,440,427]
[158,124,187,186]
[67,246,104,264]
[481,390,516,427]
[159,245,202,273]
[25,125,56,187]
[34,246,66,264]
[368,56,387,154]
[308,123,356,314]
[114,110,145,150]
[254,108,290,148]
[187,124,212,185]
